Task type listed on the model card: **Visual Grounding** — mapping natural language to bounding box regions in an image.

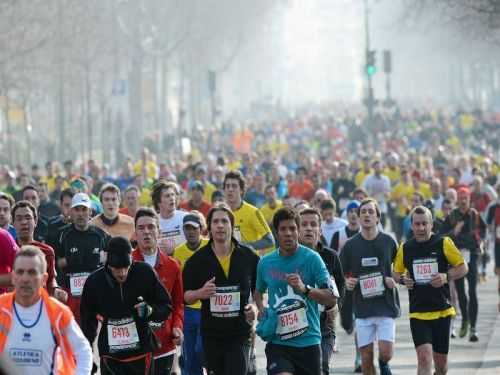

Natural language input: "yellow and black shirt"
[394,235,464,320]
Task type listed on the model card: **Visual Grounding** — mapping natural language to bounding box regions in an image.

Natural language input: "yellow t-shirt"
[355,169,372,187]
[133,160,158,180]
[394,236,464,320]
[417,183,432,200]
[173,238,209,309]
[391,182,414,217]
[259,200,283,225]
[233,201,272,252]
[216,247,234,278]
[139,187,152,207]
[384,167,401,185]
[202,181,217,204]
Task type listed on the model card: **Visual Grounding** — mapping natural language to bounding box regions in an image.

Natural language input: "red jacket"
[132,248,184,356]
[18,240,57,296]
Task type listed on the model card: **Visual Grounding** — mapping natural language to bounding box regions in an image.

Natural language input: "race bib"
[359,272,385,299]
[9,348,43,366]
[461,248,470,264]
[361,257,379,267]
[107,317,140,352]
[69,272,90,297]
[412,258,438,285]
[210,286,240,318]
[276,301,309,340]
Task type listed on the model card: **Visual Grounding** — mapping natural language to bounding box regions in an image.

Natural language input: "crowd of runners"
[0,107,499,375]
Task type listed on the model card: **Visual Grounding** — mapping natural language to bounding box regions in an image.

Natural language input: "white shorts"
[355,317,396,348]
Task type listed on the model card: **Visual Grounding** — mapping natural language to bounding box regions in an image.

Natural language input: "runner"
[173,213,209,375]
[11,200,63,300]
[132,207,184,375]
[180,180,212,219]
[183,204,260,375]
[223,170,274,254]
[340,198,400,375]
[0,228,18,294]
[255,207,337,375]
[320,198,347,248]
[394,205,468,375]
[56,193,109,323]
[298,207,344,375]
[441,187,486,341]
[152,181,187,255]
[21,185,49,243]
[0,193,16,239]
[119,185,141,219]
[0,246,92,374]
[90,183,135,239]
[80,236,172,375]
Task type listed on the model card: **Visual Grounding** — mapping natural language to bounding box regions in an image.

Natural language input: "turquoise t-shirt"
[256,245,331,347]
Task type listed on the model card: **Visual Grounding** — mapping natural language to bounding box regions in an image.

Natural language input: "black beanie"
[106,236,132,268]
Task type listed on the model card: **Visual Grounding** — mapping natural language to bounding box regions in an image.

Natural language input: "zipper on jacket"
[119,284,124,302]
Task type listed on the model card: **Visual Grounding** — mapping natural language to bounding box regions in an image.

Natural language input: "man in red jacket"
[132,207,184,375]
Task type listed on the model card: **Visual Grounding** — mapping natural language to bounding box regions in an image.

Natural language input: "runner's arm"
[66,319,93,375]
[247,232,274,251]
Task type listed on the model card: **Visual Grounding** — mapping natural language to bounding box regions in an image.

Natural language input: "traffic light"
[366,50,376,76]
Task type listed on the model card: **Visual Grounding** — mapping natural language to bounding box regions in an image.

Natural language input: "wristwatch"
[304,285,313,297]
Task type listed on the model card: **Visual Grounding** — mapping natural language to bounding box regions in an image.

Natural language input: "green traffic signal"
[366,65,376,76]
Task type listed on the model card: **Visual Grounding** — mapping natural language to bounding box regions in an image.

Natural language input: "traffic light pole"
[363,0,374,123]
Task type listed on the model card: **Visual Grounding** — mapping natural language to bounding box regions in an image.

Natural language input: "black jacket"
[80,261,172,359]
[315,242,345,336]
[183,240,259,339]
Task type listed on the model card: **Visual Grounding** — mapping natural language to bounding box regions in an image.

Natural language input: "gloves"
[135,296,153,319]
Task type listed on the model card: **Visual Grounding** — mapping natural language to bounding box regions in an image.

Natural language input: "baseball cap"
[189,180,204,192]
[183,214,201,228]
[106,236,132,268]
[346,200,360,212]
[71,193,92,209]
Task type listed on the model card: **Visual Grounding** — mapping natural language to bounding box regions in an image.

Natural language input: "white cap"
[71,193,92,209]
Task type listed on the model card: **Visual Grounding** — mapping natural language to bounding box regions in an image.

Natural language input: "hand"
[403,276,415,290]
[286,273,305,294]
[198,277,217,300]
[345,277,358,291]
[172,327,183,346]
[53,288,68,303]
[244,304,257,323]
[134,297,152,319]
[430,273,447,288]
[384,277,396,289]
[454,221,464,236]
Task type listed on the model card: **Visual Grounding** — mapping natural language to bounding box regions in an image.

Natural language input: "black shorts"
[265,343,321,375]
[410,316,451,354]
[101,353,153,375]
[153,354,174,375]
[203,335,250,375]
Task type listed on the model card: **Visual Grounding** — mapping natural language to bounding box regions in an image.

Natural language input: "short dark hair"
[353,187,368,198]
[151,181,179,211]
[223,170,246,193]
[441,198,452,208]
[320,198,336,212]
[99,183,121,201]
[134,207,159,227]
[0,193,15,209]
[273,207,300,232]
[12,200,38,221]
[358,198,381,218]
[60,188,75,203]
[410,205,432,224]
[207,203,235,235]
[21,184,39,196]
[299,207,322,225]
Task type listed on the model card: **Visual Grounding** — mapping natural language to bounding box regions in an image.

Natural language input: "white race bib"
[210,286,240,318]
[107,317,140,352]
[359,272,385,298]
[361,257,379,267]
[276,301,309,340]
[69,272,90,297]
[461,248,470,264]
[412,258,438,284]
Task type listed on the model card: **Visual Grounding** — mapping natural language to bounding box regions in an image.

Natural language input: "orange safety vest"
[0,288,77,374]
